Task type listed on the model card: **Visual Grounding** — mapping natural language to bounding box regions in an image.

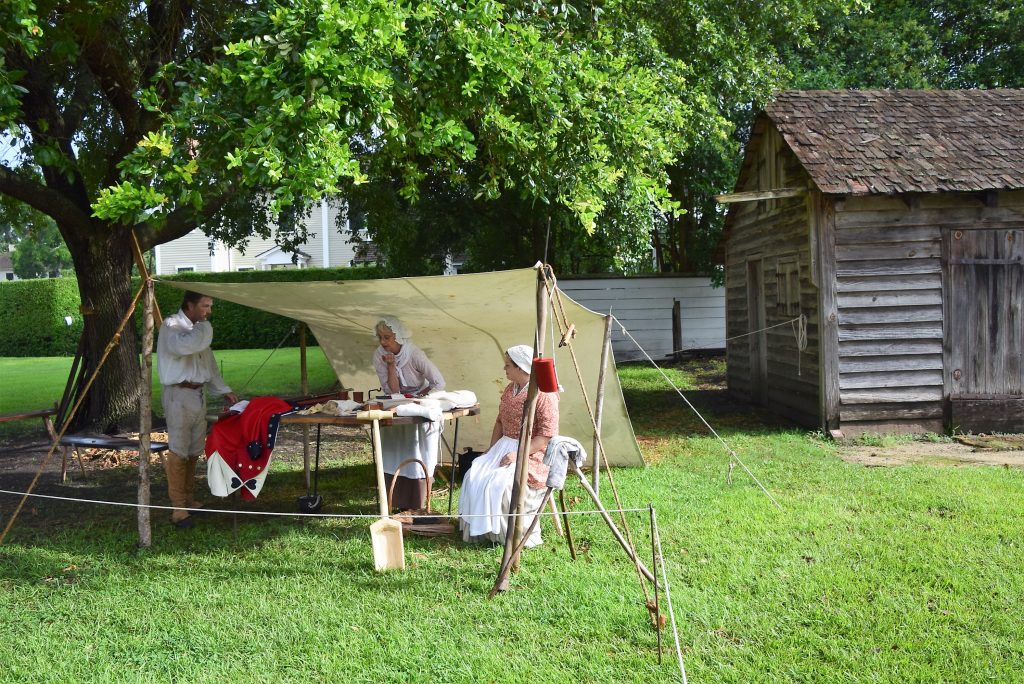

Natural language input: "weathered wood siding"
[724,125,821,426]
[558,276,724,362]
[833,191,1024,434]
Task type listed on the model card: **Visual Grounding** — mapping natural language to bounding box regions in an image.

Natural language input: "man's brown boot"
[184,455,209,516]
[163,452,193,529]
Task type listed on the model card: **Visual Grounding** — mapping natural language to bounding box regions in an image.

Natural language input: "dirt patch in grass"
[838,440,1024,469]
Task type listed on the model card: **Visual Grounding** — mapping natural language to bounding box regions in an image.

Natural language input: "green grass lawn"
[0,348,339,438]
[1,357,1023,682]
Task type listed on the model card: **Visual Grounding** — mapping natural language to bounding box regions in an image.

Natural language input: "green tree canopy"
[0,0,705,428]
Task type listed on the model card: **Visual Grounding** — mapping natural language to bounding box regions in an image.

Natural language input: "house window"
[5,273,13,281]
[776,256,801,316]
[176,266,195,273]
[237,267,254,272]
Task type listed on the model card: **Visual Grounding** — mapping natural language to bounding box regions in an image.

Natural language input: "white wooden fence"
[558,276,725,362]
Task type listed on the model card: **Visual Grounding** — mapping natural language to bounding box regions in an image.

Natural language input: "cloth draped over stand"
[206,396,294,500]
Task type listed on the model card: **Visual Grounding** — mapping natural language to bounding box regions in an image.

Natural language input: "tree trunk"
[66,225,142,434]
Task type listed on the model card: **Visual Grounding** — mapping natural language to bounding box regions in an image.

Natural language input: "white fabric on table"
[425,389,478,410]
[457,435,546,548]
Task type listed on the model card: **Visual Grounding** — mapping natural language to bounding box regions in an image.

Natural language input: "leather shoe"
[173,516,195,530]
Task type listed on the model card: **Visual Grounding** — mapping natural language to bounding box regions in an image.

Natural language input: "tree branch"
[76,21,143,145]
[136,189,233,251]
[0,165,94,235]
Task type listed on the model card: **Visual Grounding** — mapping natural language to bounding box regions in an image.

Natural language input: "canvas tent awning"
[162,267,644,466]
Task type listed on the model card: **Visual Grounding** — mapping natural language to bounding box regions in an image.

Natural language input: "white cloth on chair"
[542,436,588,490]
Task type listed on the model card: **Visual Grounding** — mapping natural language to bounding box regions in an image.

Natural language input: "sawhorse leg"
[60,446,87,483]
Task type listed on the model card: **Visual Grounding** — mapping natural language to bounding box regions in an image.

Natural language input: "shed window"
[776,257,800,316]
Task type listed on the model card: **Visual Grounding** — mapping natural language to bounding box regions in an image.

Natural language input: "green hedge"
[0,266,383,357]
[0,277,83,356]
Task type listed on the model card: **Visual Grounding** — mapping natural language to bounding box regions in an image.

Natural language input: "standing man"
[157,291,238,529]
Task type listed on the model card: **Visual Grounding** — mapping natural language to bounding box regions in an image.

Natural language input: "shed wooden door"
[947,228,1024,432]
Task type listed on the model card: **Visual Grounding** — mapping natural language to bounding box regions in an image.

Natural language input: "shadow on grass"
[623,386,804,439]
[0,454,477,575]
[618,354,806,440]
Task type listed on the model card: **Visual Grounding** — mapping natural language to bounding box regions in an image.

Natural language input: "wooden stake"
[559,489,577,560]
[137,278,154,548]
[592,314,612,494]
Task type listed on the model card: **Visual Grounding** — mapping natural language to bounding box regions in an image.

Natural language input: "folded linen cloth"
[395,402,443,422]
[424,389,478,410]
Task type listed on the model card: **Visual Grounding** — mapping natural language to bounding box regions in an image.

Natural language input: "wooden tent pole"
[491,265,548,595]
[130,230,162,328]
[137,278,154,548]
[592,314,613,494]
[299,323,311,489]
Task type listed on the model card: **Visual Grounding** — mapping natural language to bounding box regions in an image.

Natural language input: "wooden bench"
[0,405,59,443]
[57,434,169,483]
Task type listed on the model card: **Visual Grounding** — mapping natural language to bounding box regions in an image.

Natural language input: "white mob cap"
[505,345,534,374]
[376,316,411,344]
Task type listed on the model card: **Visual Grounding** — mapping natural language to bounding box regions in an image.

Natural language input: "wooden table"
[279,406,481,513]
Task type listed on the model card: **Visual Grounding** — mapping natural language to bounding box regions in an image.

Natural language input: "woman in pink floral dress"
[458,345,558,547]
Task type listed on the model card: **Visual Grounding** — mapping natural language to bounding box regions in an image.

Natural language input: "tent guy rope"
[606,317,782,509]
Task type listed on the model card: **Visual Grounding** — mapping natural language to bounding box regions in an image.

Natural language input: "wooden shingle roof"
[766,89,1024,195]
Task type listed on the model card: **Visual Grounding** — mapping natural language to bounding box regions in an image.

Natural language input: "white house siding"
[155,232,215,273]
[155,199,357,275]
[558,276,725,363]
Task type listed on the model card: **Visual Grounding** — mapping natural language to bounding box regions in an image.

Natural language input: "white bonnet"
[505,345,533,374]
[376,316,411,344]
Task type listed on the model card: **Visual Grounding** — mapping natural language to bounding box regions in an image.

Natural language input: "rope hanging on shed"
[793,314,808,376]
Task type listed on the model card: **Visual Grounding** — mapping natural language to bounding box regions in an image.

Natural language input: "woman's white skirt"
[379,421,441,478]
[457,435,545,548]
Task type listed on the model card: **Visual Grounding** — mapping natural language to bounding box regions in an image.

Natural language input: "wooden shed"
[721,89,1024,435]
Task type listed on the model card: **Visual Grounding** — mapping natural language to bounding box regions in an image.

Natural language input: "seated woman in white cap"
[373,316,446,511]
[458,345,558,548]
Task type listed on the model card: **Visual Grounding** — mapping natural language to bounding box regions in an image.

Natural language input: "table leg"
[312,422,322,497]
[371,419,389,517]
[447,417,461,515]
